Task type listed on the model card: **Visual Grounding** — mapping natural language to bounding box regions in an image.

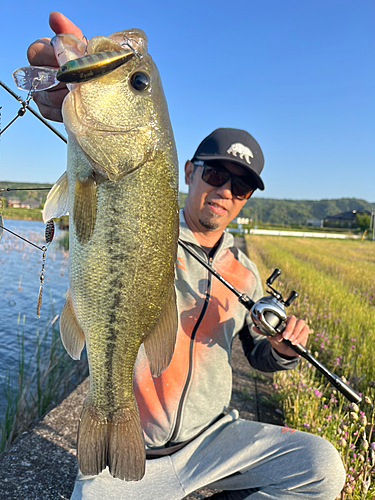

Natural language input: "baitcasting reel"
[250,269,299,337]
[178,239,362,403]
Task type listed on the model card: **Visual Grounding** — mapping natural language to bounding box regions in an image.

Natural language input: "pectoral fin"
[143,284,178,378]
[60,289,85,360]
[73,176,97,244]
[42,171,69,223]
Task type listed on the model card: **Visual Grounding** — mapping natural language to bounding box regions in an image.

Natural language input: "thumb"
[49,12,84,40]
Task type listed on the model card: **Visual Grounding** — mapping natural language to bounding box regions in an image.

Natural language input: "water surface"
[0,219,69,418]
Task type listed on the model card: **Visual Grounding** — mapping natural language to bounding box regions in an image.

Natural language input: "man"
[27,13,345,500]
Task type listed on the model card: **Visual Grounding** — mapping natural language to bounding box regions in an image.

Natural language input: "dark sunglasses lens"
[202,165,230,187]
[232,177,254,199]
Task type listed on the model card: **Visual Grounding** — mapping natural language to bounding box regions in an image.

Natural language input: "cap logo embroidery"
[227,143,254,164]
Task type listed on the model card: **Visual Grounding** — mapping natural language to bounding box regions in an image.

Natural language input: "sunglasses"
[193,161,255,200]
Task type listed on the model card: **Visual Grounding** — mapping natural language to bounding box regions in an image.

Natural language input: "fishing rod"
[0,76,65,317]
[178,238,362,404]
[0,79,67,143]
[0,217,55,317]
[0,187,50,192]
[0,67,363,401]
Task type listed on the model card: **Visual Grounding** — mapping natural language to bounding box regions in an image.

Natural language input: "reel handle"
[284,290,299,307]
[266,268,281,286]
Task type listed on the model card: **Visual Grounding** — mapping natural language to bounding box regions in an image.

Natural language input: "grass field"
[244,235,375,499]
[1,207,43,221]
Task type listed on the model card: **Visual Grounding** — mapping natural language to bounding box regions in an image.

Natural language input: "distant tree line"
[1,181,373,227]
[179,192,374,226]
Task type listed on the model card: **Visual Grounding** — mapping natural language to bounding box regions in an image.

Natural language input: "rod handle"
[283,340,362,404]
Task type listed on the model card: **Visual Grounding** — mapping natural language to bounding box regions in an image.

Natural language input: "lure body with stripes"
[43,30,179,481]
[56,50,135,83]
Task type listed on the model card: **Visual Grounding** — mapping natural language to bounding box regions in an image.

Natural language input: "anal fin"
[73,176,97,244]
[60,289,85,360]
[144,283,178,378]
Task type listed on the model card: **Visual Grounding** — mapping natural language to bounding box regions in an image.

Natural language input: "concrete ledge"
[0,379,87,499]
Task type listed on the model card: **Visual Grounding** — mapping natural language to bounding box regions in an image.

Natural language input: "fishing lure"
[45,219,55,245]
[120,35,143,60]
[36,219,55,317]
[12,66,59,92]
[13,49,135,92]
[56,49,135,83]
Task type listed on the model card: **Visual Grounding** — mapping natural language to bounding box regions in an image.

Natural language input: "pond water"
[0,219,69,419]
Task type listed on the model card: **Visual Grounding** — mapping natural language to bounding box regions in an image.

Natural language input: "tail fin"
[77,398,145,481]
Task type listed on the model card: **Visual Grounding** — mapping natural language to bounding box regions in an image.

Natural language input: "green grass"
[244,235,375,499]
[2,207,43,221]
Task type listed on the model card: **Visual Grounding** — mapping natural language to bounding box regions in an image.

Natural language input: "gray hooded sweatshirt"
[133,211,299,450]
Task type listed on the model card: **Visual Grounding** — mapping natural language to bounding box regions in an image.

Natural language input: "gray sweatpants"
[70,410,346,500]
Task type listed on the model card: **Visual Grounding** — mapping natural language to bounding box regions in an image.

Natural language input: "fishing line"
[0,223,47,251]
[0,220,55,317]
[0,187,51,192]
[0,80,67,143]
[0,76,66,316]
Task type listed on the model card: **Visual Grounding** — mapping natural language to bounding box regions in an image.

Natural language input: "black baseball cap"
[192,128,265,190]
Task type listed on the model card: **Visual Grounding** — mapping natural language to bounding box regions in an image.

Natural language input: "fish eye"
[130,72,149,91]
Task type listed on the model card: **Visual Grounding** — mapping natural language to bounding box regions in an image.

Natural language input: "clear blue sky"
[0,0,374,201]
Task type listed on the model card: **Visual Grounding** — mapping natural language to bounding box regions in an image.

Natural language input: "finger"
[49,12,83,39]
[32,102,63,123]
[282,315,297,340]
[268,336,286,350]
[291,323,310,347]
[285,321,309,346]
[32,87,68,108]
[274,332,284,343]
[27,13,84,67]
[32,89,68,122]
[27,38,56,66]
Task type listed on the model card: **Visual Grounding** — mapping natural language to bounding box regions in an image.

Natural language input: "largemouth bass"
[43,29,179,481]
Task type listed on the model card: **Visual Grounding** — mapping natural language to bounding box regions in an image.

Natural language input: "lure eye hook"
[121,36,143,60]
